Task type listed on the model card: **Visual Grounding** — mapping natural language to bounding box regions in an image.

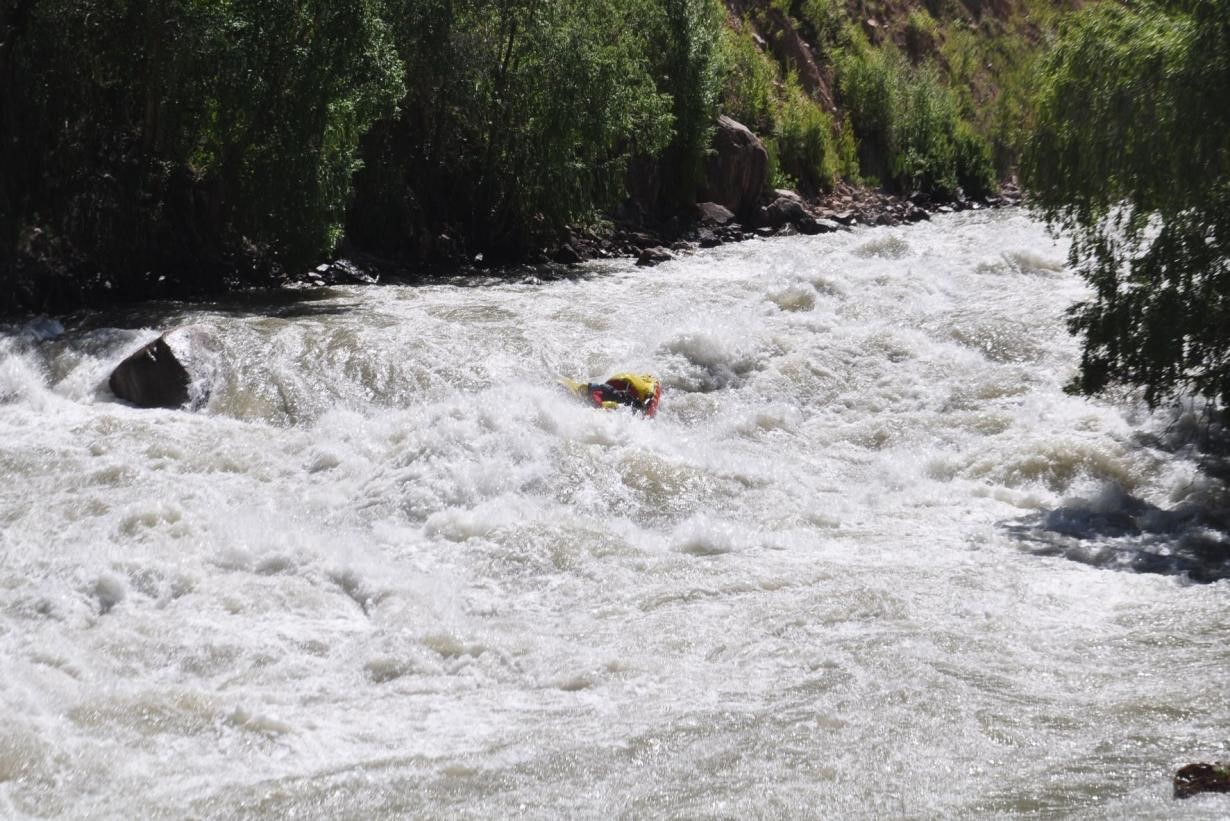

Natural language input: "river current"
[1,210,1227,818]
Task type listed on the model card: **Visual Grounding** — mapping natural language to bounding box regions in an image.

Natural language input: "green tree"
[0,0,401,311]
[1023,0,1230,407]
[350,0,719,262]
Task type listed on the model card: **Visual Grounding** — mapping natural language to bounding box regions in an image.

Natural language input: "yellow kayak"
[559,373,662,417]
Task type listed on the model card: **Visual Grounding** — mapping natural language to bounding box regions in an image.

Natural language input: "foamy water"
[1,211,1227,818]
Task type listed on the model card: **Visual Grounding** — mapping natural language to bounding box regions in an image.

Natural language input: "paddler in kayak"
[560,373,662,417]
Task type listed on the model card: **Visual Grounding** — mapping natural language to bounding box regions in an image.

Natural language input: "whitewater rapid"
[1,210,1227,818]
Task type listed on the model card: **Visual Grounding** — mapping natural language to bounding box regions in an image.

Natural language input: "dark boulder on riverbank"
[109,326,220,409]
[1175,762,1230,798]
[695,202,736,227]
[698,116,769,222]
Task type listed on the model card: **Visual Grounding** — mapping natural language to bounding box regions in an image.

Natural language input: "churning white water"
[1,210,1227,818]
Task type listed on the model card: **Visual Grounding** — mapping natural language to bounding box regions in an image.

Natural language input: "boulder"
[695,201,736,227]
[109,325,220,410]
[109,337,188,409]
[699,116,769,221]
[552,244,583,265]
[311,258,378,285]
[765,196,808,228]
[795,216,823,235]
[1175,763,1230,798]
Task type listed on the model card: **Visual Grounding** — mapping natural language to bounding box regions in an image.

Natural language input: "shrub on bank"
[835,30,994,197]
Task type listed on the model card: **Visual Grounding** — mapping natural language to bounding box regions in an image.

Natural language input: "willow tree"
[1023,0,1230,408]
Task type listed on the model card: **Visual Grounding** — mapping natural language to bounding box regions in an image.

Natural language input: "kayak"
[559,373,662,417]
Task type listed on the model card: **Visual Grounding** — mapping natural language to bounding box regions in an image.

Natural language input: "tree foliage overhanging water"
[1023,0,1230,409]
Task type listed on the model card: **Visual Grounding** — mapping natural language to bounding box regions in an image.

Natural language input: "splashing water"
[1,211,1227,818]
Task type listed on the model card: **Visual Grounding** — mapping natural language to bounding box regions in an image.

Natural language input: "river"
[1,210,1227,818]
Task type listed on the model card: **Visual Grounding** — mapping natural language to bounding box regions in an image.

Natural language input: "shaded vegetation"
[1,0,1069,314]
[1023,0,1230,408]
[1,0,402,309]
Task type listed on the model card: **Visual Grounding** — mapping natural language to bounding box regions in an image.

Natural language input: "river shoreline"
[4,183,1023,322]
[239,183,1026,297]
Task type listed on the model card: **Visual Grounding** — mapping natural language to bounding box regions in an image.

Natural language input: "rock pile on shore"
[553,179,1022,268]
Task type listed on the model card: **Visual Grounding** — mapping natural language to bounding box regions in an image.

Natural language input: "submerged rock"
[1175,762,1230,798]
[109,325,220,410]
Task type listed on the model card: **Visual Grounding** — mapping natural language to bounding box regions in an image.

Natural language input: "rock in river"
[1174,762,1230,798]
[109,325,220,409]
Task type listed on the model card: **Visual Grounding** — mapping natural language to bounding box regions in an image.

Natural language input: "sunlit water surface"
[1,211,1227,818]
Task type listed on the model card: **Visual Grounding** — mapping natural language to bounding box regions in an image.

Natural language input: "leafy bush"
[835,33,993,196]
[719,24,779,136]
[798,0,846,48]
[771,75,839,193]
[904,8,940,60]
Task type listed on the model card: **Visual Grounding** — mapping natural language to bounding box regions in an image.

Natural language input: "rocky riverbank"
[305,179,1024,287]
[566,180,1024,270]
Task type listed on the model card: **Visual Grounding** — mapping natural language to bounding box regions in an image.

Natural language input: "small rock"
[622,231,660,250]
[697,229,722,248]
[830,210,856,225]
[796,215,822,235]
[1175,762,1230,799]
[695,202,736,227]
[552,244,583,265]
[812,219,841,233]
[636,247,673,267]
[316,258,378,284]
[904,206,930,222]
